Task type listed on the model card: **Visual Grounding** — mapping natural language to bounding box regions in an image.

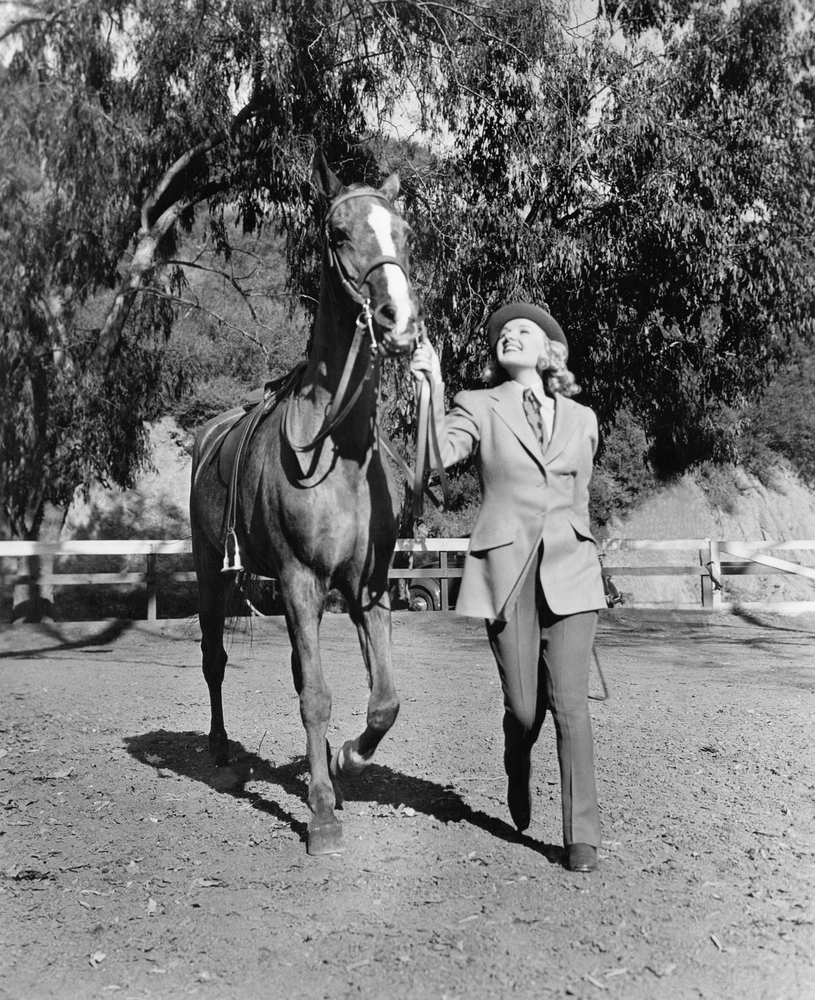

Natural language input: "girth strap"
[220,364,305,572]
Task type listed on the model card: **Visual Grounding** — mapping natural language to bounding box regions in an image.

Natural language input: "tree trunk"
[11,503,66,623]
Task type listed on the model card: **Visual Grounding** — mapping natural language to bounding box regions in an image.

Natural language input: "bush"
[740,356,815,487]
[590,410,658,528]
[172,375,254,432]
[420,466,481,538]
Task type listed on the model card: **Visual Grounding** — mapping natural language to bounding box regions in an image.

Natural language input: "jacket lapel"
[490,382,546,467]
[544,394,578,464]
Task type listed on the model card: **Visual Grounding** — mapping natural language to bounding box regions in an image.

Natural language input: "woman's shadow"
[123,729,564,865]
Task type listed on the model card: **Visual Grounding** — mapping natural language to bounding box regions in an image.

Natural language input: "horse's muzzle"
[375,303,424,356]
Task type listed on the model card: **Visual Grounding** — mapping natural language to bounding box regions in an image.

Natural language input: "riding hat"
[487,303,568,359]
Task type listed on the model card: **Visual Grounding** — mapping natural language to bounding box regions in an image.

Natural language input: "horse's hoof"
[307,816,344,856]
[208,735,229,767]
[208,766,240,792]
[331,743,368,777]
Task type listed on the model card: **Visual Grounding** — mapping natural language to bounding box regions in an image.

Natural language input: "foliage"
[0,0,557,540]
[2,0,814,547]
[406,0,815,479]
[695,461,740,515]
[589,409,657,528]
[740,354,815,488]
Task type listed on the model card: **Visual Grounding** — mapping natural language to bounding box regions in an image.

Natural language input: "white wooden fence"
[2,537,815,620]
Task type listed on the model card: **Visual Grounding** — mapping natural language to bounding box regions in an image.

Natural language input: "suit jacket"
[432,379,606,621]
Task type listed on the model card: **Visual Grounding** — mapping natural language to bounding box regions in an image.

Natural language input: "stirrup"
[221,529,243,573]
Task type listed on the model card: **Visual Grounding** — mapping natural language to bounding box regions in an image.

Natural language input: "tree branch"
[140,286,273,356]
[92,100,259,373]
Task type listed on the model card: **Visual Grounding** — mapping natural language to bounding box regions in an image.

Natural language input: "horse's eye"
[332,228,350,246]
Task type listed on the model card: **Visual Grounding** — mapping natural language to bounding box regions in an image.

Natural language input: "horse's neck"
[294,290,380,444]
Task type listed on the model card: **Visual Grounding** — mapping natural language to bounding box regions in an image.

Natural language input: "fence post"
[700,544,711,608]
[701,539,723,609]
[146,549,157,621]
[708,539,722,609]
[440,551,449,611]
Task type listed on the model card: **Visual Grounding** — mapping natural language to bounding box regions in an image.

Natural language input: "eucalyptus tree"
[1,0,813,561]
[0,0,539,545]
[408,0,815,473]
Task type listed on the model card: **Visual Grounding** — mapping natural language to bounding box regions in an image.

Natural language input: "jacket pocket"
[469,521,515,553]
[569,516,597,543]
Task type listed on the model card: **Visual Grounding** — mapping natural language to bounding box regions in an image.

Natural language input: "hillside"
[63,418,815,612]
[601,468,815,608]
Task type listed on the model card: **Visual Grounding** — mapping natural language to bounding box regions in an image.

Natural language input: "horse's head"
[313,151,423,356]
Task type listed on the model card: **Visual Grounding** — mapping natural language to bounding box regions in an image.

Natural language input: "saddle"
[214,363,306,571]
[216,388,272,489]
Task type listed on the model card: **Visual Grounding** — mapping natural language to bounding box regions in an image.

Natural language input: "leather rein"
[281,188,406,455]
[281,187,448,515]
[221,187,447,572]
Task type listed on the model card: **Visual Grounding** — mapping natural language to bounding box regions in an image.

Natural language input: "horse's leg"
[332,591,400,778]
[283,614,344,811]
[282,574,344,856]
[194,539,231,766]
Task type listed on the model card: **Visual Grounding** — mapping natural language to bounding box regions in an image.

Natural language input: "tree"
[0,0,561,550]
[404,0,815,475]
[2,0,814,564]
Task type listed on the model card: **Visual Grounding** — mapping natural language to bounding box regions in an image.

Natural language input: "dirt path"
[1,610,814,1000]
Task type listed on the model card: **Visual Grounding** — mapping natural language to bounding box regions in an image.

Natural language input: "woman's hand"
[410,340,442,383]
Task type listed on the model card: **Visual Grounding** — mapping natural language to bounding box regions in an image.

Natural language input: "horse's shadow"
[123,729,564,865]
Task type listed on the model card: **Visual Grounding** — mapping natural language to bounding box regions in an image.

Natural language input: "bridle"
[323,188,410,312]
[282,188,412,456]
[221,185,445,573]
[283,187,448,513]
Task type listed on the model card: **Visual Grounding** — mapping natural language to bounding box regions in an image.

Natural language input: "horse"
[189,151,422,856]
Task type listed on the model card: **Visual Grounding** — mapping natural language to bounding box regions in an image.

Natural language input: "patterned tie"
[523,387,547,453]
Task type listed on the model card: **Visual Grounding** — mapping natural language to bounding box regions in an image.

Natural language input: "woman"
[411,302,607,873]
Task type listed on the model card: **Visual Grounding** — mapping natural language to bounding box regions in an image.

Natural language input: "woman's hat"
[487,303,568,357]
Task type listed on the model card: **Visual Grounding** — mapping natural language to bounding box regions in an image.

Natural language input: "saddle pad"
[214,363,307,489]
[217,407,257,488]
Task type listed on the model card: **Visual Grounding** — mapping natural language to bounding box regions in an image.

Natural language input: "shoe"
[567,843,598,872]
[505,748,532,832]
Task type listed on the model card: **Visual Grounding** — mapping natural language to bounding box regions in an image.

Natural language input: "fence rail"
[3,537,815,620]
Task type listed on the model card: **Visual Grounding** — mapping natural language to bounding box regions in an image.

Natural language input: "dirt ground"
[1,609,814,1000]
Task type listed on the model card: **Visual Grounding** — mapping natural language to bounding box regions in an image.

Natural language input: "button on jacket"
[431,379,607,621]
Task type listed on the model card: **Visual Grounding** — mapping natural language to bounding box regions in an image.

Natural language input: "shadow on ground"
[124,728,565,867]
[0,619,136,657]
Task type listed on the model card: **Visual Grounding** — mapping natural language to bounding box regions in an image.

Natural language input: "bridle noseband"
[281,188,414,458]
[324,188,410,315]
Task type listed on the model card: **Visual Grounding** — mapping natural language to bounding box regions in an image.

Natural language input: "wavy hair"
[481,338,581,397]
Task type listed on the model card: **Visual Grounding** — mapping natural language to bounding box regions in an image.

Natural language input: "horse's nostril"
[374,303,397,328]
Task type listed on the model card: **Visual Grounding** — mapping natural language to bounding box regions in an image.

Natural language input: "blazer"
[431,379,607,621]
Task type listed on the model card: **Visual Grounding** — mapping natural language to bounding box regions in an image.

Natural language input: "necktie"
[522,387,547,453]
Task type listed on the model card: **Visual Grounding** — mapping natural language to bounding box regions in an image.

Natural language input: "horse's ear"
[379,171,400,203]
[312,149,343,201]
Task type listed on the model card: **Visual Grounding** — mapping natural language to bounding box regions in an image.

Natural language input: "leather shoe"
[505,748,532,832]
[567,843,598,872]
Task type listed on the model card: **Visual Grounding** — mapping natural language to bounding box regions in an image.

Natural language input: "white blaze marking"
[367,203,411,334]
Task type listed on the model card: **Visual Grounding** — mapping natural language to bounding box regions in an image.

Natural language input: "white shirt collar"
[511,379,554,411]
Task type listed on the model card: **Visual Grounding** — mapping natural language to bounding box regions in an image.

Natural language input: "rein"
[377,365,448,517]
[312,187,448,515]
[220,185,447,571]
[281,188,409,455]
[281,303,379,455]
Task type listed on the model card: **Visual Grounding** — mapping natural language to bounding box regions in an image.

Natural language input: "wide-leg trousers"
[486,546,601,847]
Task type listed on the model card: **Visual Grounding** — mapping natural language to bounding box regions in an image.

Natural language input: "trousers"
[486,546,601,847]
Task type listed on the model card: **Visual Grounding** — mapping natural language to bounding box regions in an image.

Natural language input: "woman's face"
[494,317,550,377]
